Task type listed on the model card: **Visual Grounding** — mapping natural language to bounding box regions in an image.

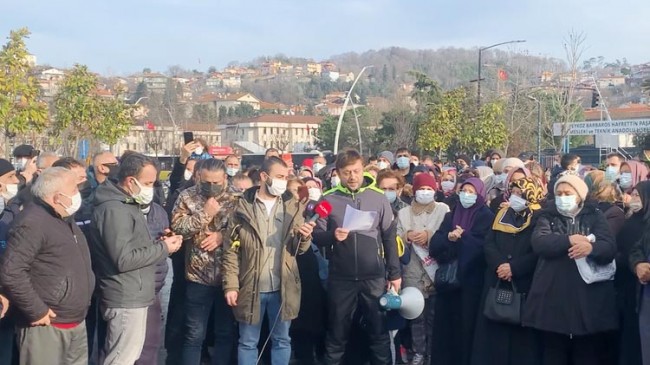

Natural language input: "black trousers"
[541,331,604,365]
[325,278,391,365]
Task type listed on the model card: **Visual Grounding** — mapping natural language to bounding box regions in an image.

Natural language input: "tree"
[0,28,48,154]
[417,88,463,155]
[218,106,228,121]
[132,81,148,103]
[53,64,134,156]
[409,71,442,114]
[375,109,422,151]
[142,68,152,74]
[207,66,217,74]
[315,108,375,154]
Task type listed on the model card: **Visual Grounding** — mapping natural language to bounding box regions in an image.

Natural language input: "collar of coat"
[324,172,383,196]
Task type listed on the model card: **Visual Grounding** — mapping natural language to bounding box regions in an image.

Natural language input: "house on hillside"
[133,73,168,93]
[38,68,66,98]
[218,114,323,152]
[597,75,626,88]
[197,92,261,116]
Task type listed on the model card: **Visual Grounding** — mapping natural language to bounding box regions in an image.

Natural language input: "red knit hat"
[413,173,437,191]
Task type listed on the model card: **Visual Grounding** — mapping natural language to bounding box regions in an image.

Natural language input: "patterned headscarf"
[510,177,544,211]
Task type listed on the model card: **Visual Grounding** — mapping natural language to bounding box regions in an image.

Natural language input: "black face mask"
[106,164,120,180]
[78,180,92,199]
[200,182,224,198]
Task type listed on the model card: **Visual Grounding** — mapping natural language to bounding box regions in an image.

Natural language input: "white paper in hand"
[342,205,377,232]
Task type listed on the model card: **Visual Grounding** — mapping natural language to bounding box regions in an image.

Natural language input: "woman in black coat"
[628,181,650,365]
[429,178,494,365]
[471,177,543,365]
[523,175,618,365]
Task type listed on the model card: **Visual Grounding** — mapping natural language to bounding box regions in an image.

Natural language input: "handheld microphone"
[309,200,332,223]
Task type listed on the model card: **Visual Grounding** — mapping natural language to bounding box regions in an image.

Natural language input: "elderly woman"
[429,177,494,365]
[523,175,618,365]
[397,174,450,365]
[472,177,544,365]
[489,166,532,213]
[628,181,650,365]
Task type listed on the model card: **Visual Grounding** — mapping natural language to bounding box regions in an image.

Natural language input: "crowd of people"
[0,137,650,365]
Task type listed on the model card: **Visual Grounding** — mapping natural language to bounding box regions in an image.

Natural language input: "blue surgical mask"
[509,194,528,213]
[619,173,633,189]
[459,191,477,208]
[385,190,397,203]
[396,156,410,170]
[494,174,506,187]
[555,195,578,214]
[605,166,619,182]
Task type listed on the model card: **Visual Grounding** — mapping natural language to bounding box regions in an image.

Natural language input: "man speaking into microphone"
[313,149,401,365]
[222,156,315,365]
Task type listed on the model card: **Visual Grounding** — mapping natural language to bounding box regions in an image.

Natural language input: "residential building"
[323,70,340,82]
[597,75,626,88]
[133,72,168,93]
[38,68,66,98]
[197,92,261,117]
[117,122,222,157]
[222,76,242,89]
[218,114,324,152]
[307,62,322,75]
[321,61,336,72]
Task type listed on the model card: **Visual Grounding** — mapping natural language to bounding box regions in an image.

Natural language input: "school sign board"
[553,119,650,136]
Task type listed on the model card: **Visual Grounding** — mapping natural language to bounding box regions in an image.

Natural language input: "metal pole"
[537,99,541,163]
[334,65,373,154]
[477,50,482,107]
[349,99,363,155]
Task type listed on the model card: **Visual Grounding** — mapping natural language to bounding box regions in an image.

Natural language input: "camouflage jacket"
[171,185,237,286]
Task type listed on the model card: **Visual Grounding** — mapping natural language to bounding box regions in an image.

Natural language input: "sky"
[1,0,649,75]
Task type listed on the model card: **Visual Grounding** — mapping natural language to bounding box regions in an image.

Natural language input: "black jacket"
[89,180,169,308]
[523,202,618,335]
[0,200,94,325]
[483,209,539,294]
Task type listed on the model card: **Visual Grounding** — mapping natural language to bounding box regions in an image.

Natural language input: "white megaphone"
[378,286,425,320]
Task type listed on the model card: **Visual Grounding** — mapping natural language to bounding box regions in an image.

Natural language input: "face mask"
[313,163,324,173]
[494,174,506,186]
[378,161,389,170]
[605,166,619,182]
[78,180,92,199]
[396,157,410,170]
[441,181,455,193]
[412,161,420,167]
[132,178,155,205]
[0,196,4,212]
[555,195,578,214]
[629,200,643,213]
[415,190,435,205]
[106,164,120,180]
[14,158,28,171]
[308,187,322,201]
[509,194,528,213]
[3,184,18,200]
[60,192,82,216]
[184,169,193,181]
[330,176,340,187]
[226,167,239,177]
[619,173,633,189]
[459,191,477,208]
[195,147,204,155]
[200,181,224,198]
[385,190,397,203]
[266,178,287,196]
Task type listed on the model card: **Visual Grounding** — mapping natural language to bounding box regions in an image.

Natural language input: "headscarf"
[451,177,486,231]
[501,158,526,173]
[503,167,532,199]
[622,161,649,193]
[493,177,543,233]
[635,180,650,223]
[476,166,495,197]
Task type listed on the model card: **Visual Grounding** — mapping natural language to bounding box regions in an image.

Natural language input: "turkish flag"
[145,121,155,130]
[498,69,508,81]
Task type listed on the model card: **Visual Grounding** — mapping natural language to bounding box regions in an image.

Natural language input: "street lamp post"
[527,95,542,162]
[477,40,526,106]
[333,65,373,154]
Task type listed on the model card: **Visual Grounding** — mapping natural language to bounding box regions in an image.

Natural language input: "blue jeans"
[238,291,291,365]
[181,281,236,365]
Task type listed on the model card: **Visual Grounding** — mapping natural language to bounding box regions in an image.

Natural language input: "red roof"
[584,103,650,121]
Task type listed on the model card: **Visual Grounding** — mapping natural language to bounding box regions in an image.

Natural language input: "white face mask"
[415,190,435,205]
[308,187,322,201]
[313,163,324,173]
[14,158,29,171]
[60,192,82,217]
[555,195,578,215]
[3,184,18,200]
[194,147,204,155]
[605,166,620,182]
[629,200,643,213]
[331,176,340,187]
[226,167,239,177]
[266,178,287,196]
[378,161,389,170]
[183,169,193,181]
[441,181,455,193]
[509,194,528,213]
[132,178,155,205]
[412,161,420,167]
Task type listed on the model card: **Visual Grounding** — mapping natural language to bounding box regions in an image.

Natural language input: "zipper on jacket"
[353,193,359,280]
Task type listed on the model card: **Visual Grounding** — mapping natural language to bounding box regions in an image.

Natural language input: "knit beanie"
[413,173,437,191]
[378,151,395,165]
[0,159,14,177]
[555,174,588,202]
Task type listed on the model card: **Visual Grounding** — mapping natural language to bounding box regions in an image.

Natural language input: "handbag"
[483,279,523,325]
[433,260,460,292]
